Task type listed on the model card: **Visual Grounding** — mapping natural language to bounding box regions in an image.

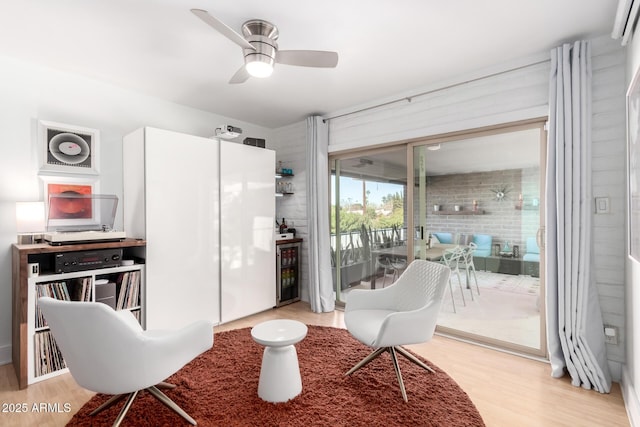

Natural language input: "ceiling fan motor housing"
[242,20,279,67]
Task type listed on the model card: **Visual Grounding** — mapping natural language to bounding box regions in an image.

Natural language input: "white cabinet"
[220,142,276,322]
[123,127,275,329]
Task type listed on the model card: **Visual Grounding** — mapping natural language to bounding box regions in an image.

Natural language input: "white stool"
[251,319,308,403]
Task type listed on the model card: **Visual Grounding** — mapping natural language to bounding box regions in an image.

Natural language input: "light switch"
[595,197,610,214]
[604,325,618,345]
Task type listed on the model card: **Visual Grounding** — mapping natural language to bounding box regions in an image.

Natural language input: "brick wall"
[423,167,540,252]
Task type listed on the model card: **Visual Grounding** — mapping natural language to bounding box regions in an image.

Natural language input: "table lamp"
[16,201,45,244]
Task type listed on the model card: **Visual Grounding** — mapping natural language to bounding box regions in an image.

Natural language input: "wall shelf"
[432,210,485,215]
[276,172,294,196]
[275,172,294,179]
[514,205,539,211]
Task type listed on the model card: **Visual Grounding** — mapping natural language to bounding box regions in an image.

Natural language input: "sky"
[331,175,404,206]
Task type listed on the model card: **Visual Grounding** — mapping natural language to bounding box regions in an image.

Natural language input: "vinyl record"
[49,133,90,165]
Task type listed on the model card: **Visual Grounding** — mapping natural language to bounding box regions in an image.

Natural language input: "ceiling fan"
[191,9,339,84]
[351,158,374,168]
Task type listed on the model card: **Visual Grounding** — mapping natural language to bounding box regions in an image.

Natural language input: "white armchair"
[344,259,451,402]
[38,297,213,426]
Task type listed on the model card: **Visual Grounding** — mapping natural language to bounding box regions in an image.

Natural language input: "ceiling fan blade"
[191,9,255,51]
[276,50,339,68]
[229,65,250,84]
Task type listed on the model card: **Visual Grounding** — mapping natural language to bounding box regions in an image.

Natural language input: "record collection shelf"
[12,239,146,389]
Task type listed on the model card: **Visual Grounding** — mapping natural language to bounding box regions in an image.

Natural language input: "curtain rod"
[323,58,550,123]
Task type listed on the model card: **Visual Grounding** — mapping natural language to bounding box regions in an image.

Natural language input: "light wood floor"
[0,302,630,426]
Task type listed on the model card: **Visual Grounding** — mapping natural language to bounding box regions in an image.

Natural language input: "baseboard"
[0,343,11,366]
[610,360,623,383]
[622,366,640,427]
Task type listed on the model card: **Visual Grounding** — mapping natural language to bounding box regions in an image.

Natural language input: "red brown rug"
[67,326,485,426]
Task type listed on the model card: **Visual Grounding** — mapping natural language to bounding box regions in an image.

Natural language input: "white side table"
[251,319,308,403]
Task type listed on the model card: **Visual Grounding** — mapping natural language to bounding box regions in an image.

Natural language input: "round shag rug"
[67,325,485,426]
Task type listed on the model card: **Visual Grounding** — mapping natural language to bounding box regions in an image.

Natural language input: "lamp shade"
[16,201,45,233]
[246,60,274,78]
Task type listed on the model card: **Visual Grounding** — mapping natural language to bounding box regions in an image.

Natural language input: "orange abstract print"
[47,183,93,219]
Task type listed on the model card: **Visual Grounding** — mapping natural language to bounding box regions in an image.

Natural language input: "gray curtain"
[546,41,611,393]
[306,116,335,312]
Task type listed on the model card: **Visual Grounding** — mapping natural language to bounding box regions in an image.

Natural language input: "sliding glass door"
[328,120,547,357]
[409,122,547,356]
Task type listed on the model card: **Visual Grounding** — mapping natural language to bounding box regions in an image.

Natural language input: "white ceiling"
[0,1,618,129]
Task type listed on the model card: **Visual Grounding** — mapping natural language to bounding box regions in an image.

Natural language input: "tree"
[332,190,405,234]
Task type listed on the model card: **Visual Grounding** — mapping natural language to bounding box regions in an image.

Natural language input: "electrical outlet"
[604,325,618,345]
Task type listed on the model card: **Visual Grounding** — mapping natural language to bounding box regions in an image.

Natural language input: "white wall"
[0,54,274,365]
[623,26,640,427]
[591,36,628,380]
[326,35,627,381]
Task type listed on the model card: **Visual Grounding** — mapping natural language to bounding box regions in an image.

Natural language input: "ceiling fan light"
[246,60,273,78]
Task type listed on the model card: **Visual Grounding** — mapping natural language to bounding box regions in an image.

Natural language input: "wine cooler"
[276,240,301,307]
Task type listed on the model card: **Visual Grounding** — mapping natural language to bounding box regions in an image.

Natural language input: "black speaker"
[243,137,266,148]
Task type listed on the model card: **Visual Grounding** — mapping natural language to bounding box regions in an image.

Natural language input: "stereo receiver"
[54,248,123,273]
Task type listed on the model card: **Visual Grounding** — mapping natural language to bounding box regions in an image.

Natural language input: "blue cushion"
[523,237,540,261]
[526,237,540,254]
[433,232,453,244]
[472,234,492,257]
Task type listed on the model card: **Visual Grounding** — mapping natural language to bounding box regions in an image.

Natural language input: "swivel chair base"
[345,345,435,403]
[90,383,196,427]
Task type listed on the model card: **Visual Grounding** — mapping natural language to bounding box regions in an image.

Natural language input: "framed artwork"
[627,68,640,263]
[39,120,100,175]
[41,176,100,231]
